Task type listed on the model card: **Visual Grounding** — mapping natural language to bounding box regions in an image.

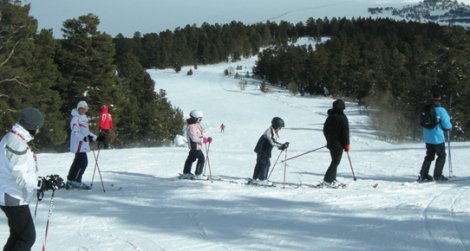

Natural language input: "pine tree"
[29,29,66,148]
[0,1,37,131]
[115,52,183,145]
[54,14,123,131]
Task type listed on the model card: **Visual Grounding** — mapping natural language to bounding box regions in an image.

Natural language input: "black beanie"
[332,99,345,111]
[18,108,44,131]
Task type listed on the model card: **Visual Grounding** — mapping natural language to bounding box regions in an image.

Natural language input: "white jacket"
[70,109,96,153]
[0,124,38,206]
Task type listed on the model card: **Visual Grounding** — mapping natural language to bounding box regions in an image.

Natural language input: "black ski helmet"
[271,117,285,129]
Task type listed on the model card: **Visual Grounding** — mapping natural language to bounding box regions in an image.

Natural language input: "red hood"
[101,105,109,113]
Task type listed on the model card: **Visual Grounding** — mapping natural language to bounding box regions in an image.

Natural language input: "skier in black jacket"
[322,99,350,186]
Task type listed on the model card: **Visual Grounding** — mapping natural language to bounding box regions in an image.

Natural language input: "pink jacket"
[186,122,203,150]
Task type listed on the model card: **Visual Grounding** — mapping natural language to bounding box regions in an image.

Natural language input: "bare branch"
[0,40,20,68]
[0,76,29,87]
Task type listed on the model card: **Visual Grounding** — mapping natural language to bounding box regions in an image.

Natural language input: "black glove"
[37,177,53,201]
[38,177,48,194]
[83,135,94,142]
[278,142,290,151]
[38,174,65,192]
[96,135,105,142]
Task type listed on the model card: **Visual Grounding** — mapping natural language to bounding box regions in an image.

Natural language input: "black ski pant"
[98,130,109,149]
[183,149,205,175]
[420,143,446,179]
[67,152,88,182]
[252,156,271,181]
[324,145,343,183]
[1,205,36,251]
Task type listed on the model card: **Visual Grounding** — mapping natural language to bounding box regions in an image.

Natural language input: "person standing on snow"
[0,108,61,250]
[98,104,112,149]
[66,101,98,189]
[322,99,350,186]
[181,110,211,180]
[251,117,289,186]
[418,92,452,182]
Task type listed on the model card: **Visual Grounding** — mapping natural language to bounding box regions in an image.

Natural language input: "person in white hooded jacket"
[0,108,44,250]
[66,101,98,189]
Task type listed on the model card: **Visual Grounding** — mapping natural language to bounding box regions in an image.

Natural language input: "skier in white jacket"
[0,108,45,250]
[66,101,98,189]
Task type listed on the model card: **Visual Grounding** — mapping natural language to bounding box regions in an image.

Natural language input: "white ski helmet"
[190,110,204,119]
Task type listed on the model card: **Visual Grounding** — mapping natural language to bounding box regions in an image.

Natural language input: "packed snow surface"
[2,55,470,251]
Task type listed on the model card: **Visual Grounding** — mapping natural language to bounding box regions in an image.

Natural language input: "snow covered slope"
[1,55,470,251]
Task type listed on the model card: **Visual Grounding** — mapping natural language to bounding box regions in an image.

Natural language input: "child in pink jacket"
[181,110,211,179]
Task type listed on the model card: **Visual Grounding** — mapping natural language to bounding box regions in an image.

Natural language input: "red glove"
[207,137,213,143]
[344,144,350,152]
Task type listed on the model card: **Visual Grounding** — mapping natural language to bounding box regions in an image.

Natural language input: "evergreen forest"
[2,0,470,151]
[1,1,184,150]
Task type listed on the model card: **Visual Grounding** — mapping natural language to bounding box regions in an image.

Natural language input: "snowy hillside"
[2,55,470,250]
[369,0,470,29]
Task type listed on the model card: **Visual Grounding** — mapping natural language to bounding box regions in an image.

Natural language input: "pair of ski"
[415,176,469,184]
[65,183,122,191]
[247,179,347,189]
[178,173,348,189]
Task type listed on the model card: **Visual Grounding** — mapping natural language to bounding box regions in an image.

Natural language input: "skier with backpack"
[251,117,289,186]
[181,110,211,180]
[418,92,452,182]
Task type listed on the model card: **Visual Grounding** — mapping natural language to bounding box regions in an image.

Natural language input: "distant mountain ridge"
[368,0,470,29]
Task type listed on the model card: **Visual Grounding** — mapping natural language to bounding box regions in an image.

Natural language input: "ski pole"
[34,189,45,219]
[267,149,284,180]
[91,148,106,192]
[203,143,207,176]
[90,145,101,186]
[205,142,213,183]
[34,197,40,219]
[41,189,55,251]
[283,148,287,189]
[447,131,453,177]
[346,152,357,181]
[280,145,326,163]
[202,137,212,176]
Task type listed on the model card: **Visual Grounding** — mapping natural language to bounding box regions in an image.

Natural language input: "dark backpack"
[420,104,438,129]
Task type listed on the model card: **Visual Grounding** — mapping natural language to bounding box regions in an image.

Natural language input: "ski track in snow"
[186,212,232,251]
[450,188,468,251]
[423,185,469,251]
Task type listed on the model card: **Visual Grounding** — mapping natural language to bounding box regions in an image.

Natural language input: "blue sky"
[25,0,422,37]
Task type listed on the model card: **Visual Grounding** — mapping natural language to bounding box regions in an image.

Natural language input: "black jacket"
[323,108,350,149]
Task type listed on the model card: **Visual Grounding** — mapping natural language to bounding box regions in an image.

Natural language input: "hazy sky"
[24,0,438,37]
